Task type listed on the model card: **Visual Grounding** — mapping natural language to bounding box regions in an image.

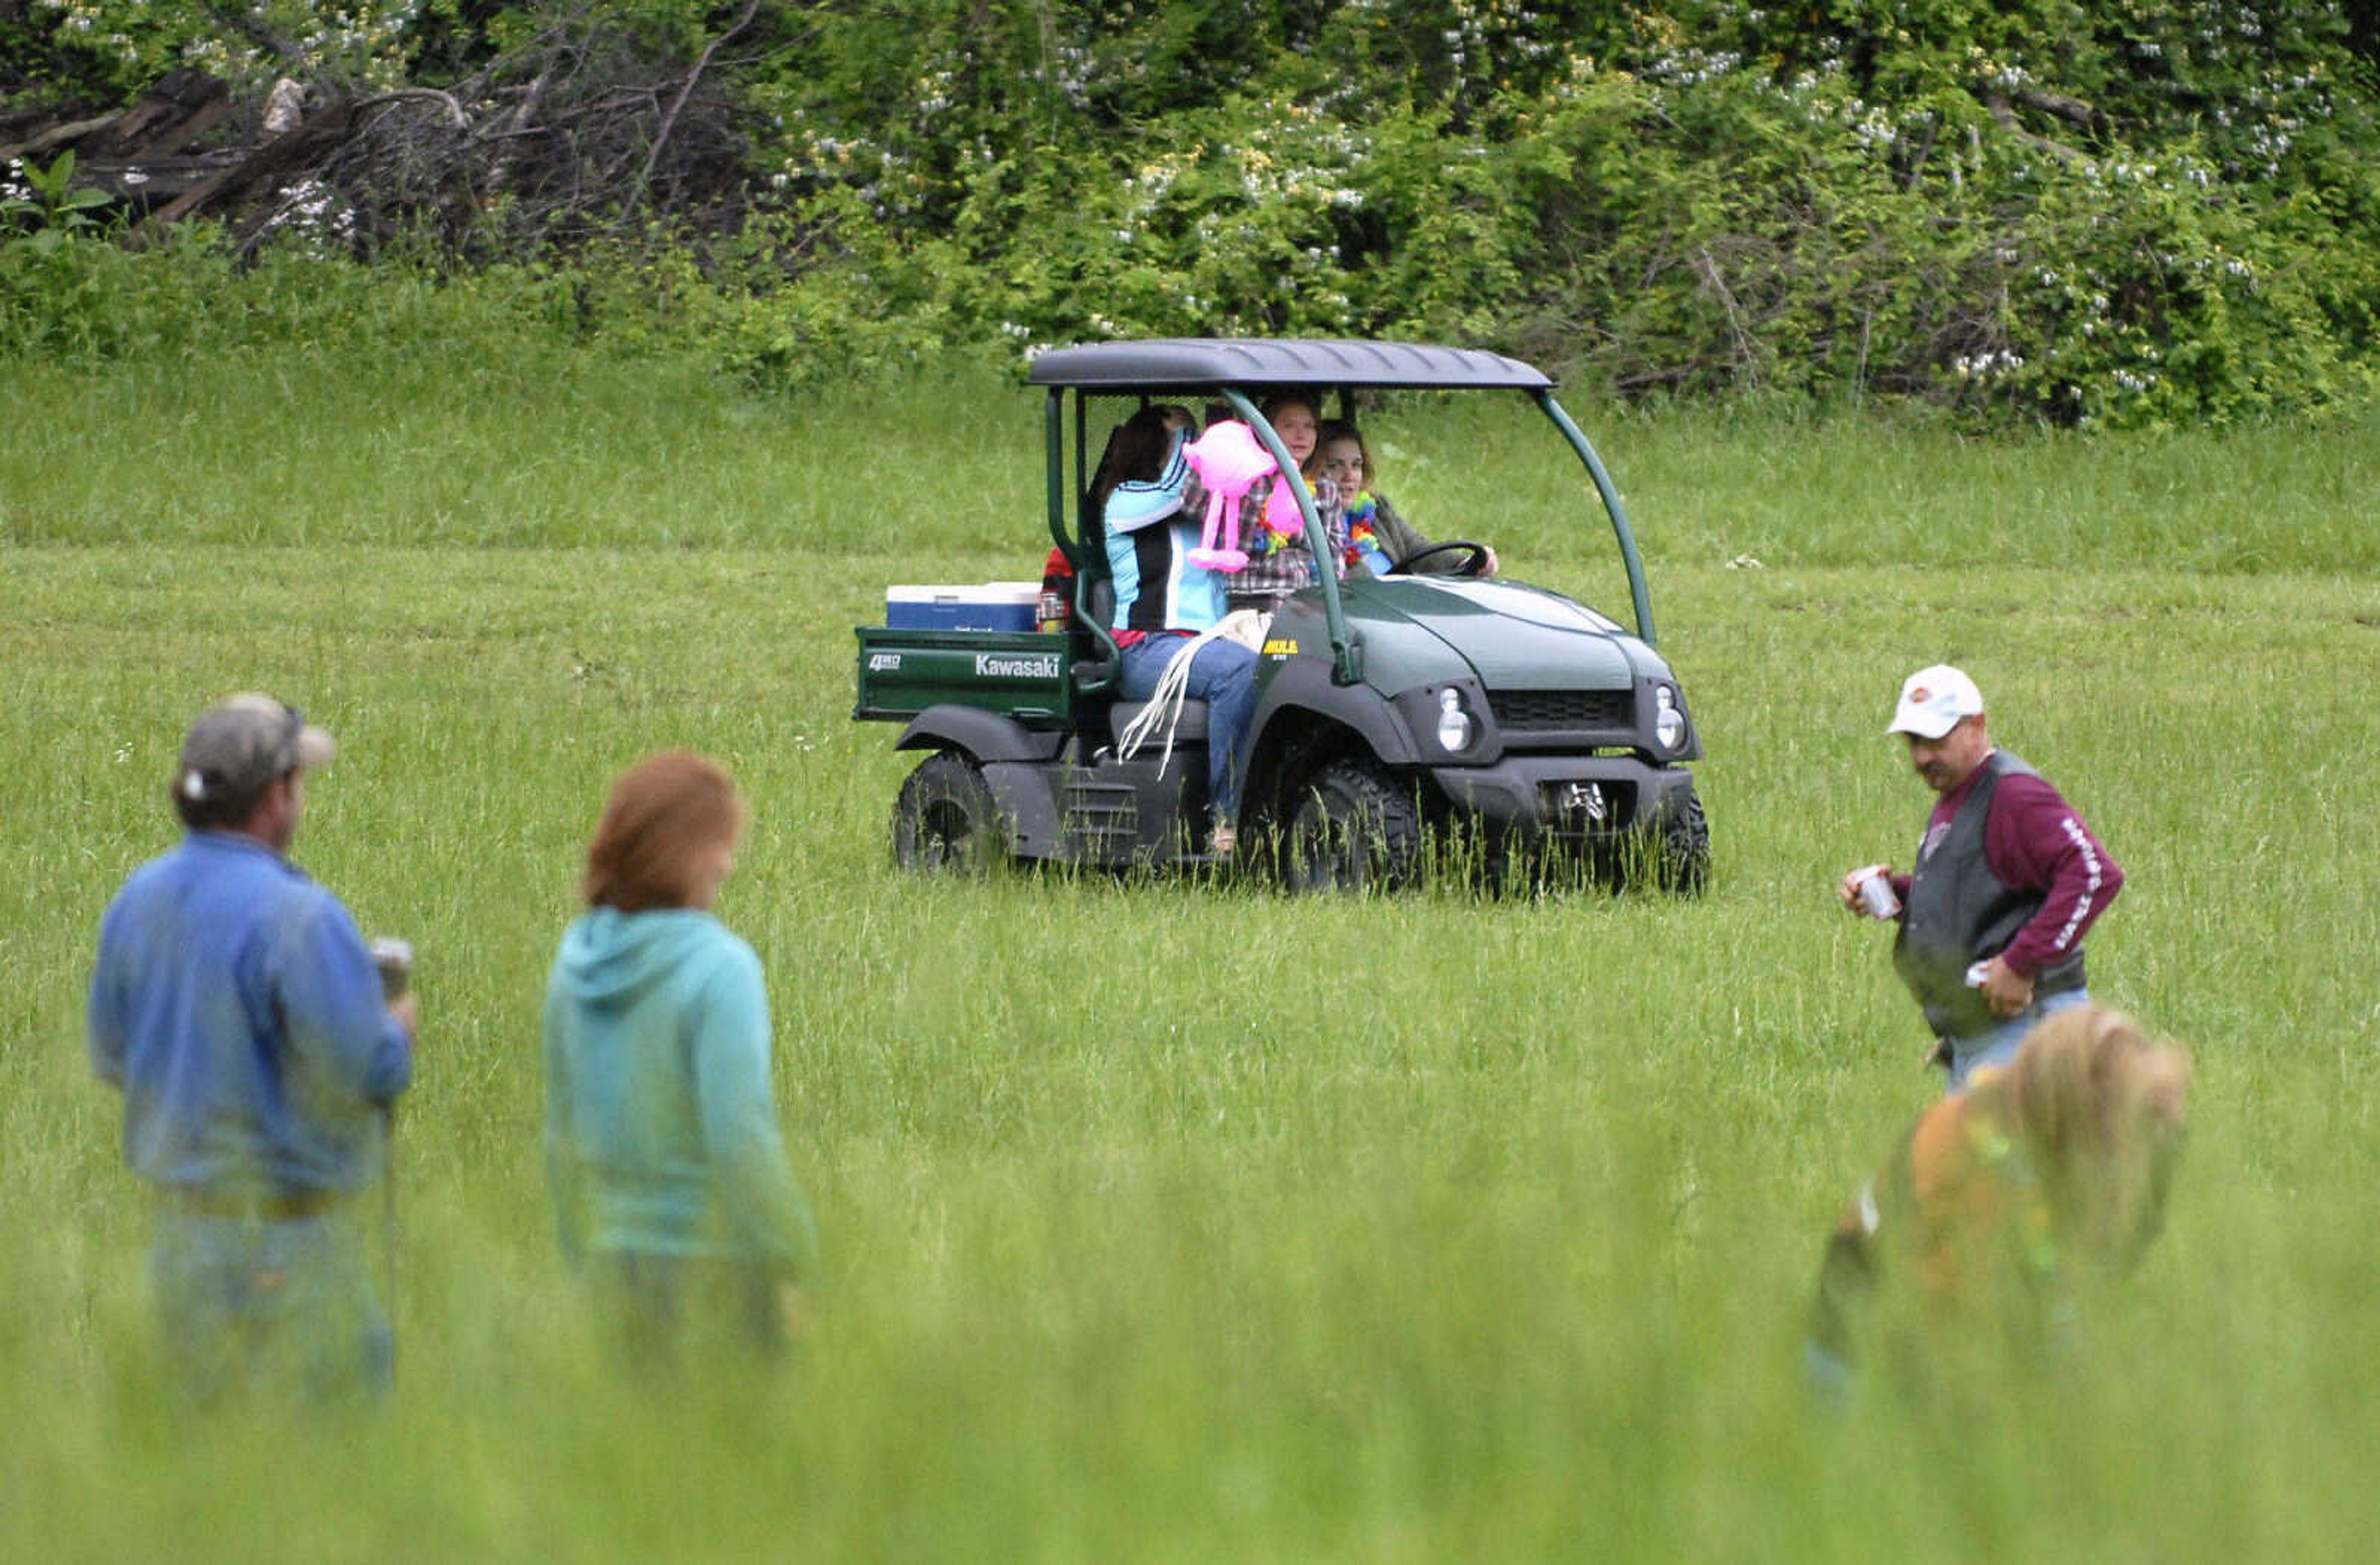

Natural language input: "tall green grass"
[2,350,2377,1560]
[7,352,2379,577]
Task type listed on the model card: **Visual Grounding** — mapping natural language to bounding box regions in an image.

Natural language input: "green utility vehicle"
[853,338,1708,890]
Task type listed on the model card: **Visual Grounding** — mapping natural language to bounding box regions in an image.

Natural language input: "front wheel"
[1653,787,1711,895]
[891,751,1008,873]
[1281,759,1424,893]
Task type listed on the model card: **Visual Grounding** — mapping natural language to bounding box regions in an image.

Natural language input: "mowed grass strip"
[1,357,2377,1560]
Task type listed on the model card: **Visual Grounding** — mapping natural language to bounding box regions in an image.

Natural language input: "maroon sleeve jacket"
[1890,759,2122,979]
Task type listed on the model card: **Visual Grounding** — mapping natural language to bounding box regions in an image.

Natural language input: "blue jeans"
[1117,633,1258,826]
[1944,987,2090,1091]
[149,1208,390,1405]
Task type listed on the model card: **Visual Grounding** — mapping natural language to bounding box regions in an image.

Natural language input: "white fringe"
[1114,610,1268,776]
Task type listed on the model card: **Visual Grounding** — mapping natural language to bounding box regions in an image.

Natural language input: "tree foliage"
[5,0,2378,423]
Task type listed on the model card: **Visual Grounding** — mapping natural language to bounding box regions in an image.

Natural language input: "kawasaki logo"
[976,652,1061,679]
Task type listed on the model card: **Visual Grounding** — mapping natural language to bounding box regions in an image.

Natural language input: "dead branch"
[1983,94,2087,163]
[1693,245,1761,386]
[29,1,779,263]
[134,98,366,234]
[640,0,764,201]
[2015,85,2101,133]
[1903,117,1936,193]
[1,113,120,164]
[355,88,469,131]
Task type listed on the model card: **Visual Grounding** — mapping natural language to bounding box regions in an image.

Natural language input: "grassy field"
[2,353,2377,1561]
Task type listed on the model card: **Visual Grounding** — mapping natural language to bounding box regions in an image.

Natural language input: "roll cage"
[1026,338,1658,689]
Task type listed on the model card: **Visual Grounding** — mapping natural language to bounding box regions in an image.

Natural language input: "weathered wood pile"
[2,6,760,258]
[2,70,242,211]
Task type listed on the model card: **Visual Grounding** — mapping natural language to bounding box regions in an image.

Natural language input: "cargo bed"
[853,627,1073,724]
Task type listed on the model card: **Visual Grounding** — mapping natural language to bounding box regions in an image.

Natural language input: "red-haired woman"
[543,751,819,1362]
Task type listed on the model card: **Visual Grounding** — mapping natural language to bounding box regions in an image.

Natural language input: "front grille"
[1489,689,1632,731]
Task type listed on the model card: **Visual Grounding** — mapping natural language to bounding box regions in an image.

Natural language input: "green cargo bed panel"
[855,627,1073,723]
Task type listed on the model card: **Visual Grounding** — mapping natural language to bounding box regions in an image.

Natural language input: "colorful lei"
[1342,492,1393,576]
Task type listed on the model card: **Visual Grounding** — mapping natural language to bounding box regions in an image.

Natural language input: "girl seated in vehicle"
[1313,420,1499,578]
[1225,392,1347,613]
[1091,403,1259,857]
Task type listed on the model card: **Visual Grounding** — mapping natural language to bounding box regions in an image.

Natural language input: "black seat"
[1073,566,1121,690]
[1109,699,1209,743]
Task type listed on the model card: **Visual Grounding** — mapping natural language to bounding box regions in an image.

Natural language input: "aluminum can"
[1853,866,1900,920]
[370,937,414,1000]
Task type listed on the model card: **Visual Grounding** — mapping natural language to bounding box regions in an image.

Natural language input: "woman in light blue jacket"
[544,751,819,1363]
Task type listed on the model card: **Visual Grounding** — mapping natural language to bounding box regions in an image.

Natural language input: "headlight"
[1654,687,1687,752]
[1435,688,1473,752]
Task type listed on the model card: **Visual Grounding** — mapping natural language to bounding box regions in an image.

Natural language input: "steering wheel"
[1391,540,1494,578]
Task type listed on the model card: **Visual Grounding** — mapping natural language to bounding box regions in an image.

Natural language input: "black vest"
[1892,751,2086,1039]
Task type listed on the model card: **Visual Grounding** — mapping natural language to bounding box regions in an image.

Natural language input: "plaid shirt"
[1227,474,1346,608]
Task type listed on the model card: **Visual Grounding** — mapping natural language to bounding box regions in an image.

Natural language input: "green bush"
[7,0,2380,425]
[752,0,2380,425]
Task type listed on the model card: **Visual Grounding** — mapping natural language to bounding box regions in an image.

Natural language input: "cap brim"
[294,724,337,770]
[1887,708,1959,740]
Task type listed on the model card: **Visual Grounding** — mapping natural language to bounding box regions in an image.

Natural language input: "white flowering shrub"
[27,0,439,94]
[740,0,2380,422]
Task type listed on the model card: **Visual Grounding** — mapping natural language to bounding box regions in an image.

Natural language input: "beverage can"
[1039,547,1073,634]
[370,937,414,1000]
[1853,866,1900,920]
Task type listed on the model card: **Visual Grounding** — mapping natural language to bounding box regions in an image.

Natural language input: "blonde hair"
[1996,1007,2191,1269]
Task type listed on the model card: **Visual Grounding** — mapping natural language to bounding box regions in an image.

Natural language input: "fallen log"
[71,151,243,208]
[0,113,120,165]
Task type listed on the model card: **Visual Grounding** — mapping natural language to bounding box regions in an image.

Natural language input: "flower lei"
[1246,474,1304,559]
[1342,492,1393,576]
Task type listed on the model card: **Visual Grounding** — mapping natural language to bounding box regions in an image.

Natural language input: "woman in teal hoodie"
[544,751,819,1362]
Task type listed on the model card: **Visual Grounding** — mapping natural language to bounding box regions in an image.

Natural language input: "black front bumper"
[1426,755,1696,841]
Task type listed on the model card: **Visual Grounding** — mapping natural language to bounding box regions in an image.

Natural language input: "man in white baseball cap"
[1838,665,2126,1090]
[90,694,418,1403]
[1885,663,1983,743]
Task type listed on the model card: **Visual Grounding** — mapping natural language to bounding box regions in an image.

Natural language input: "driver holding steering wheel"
[1315,420,1499,580]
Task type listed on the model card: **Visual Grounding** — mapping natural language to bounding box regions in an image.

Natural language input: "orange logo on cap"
[1910,686,1931,702]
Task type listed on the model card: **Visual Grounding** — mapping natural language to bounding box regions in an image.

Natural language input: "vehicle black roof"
[1025,338,1553,392]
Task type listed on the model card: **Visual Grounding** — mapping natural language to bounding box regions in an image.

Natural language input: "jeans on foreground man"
[1839,665,2124,1091]
[89,695,417,1403]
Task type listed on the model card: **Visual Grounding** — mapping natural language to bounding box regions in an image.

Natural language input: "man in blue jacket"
[89,694,418,1403]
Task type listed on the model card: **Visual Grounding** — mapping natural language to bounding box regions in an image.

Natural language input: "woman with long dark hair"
[1092,405,1259,857]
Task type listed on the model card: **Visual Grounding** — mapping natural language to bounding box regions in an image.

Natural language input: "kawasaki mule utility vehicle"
[853,338,1709,890]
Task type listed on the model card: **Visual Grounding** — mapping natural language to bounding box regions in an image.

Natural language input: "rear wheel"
[892,751,1007,873]
[1282,759,1424,892]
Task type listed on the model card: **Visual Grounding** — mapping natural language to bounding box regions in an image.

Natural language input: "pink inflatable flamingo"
[1179,420,1280,571]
